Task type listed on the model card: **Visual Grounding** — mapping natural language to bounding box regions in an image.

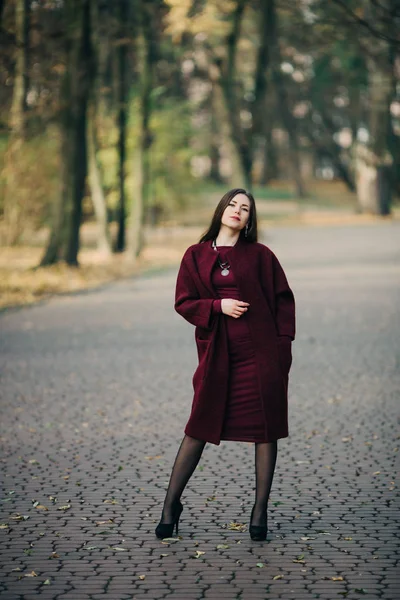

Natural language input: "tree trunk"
[260,123,278,184]
[128,3,155,258]
[355,66,393,214]
[250,0,271,183]
[268,0,306,198]
[3,0,30,245]
[220,0,252,189]
[209,84,223,183]
[115,0,129,252]
[141,4,155,228]
[205,57,244,186]
[9,0,29,136]
[88,0,112,256]
[387,28,400,197]
[88,114,112,256]
[129,144,145,259]
[40,0,93,266]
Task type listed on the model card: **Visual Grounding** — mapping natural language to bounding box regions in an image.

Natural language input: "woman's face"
[220,193,251,232]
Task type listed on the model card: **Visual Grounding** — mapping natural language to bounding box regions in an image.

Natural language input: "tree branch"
[331,0,400,46]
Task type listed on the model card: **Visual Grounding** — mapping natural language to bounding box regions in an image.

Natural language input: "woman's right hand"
[221,299,250,318]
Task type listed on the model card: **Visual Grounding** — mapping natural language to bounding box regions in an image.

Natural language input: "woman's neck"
[215,227,240,247]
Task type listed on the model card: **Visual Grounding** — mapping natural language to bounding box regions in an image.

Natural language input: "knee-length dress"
[211,246,267,442]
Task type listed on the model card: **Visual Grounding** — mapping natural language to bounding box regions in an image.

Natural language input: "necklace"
[212,239,231,276]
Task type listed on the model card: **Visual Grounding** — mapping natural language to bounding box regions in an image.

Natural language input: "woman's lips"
[230,216,240,221]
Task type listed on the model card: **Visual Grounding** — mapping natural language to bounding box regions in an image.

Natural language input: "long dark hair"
[199,188,258,244]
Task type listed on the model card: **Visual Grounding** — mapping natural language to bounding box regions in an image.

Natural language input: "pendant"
[221,268,230,276]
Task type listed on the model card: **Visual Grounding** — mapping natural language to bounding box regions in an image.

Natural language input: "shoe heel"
[155,500,183,539]
[249,505,267,541]
[174,503,183,535]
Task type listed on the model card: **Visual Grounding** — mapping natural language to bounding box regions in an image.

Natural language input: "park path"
[1,221,399,600]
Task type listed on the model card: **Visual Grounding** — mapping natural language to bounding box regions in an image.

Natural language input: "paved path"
[1,222,399,600]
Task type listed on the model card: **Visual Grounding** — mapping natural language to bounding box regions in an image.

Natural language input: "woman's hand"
[221,299,250,318]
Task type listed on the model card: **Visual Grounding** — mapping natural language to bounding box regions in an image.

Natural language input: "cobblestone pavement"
[1,222,399,600]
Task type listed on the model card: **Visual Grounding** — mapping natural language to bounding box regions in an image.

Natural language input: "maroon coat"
[174,235,296,445]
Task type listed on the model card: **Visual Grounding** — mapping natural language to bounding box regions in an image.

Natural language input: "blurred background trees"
[0,0,399,265]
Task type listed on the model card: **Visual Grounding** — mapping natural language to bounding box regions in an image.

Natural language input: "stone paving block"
[1,223,399,600]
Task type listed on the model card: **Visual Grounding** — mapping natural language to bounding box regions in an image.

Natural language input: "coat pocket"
[277,336,292,377]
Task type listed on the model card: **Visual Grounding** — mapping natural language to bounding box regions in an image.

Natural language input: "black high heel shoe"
[155,499,183,539]
[249,505,268,541]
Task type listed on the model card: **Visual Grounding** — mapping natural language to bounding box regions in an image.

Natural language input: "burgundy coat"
[174,235,296,445]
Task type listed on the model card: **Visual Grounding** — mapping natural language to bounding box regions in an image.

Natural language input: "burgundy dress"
[211,246,267,442]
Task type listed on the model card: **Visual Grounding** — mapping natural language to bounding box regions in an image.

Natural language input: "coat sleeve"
[270,250,296,341]
[174,257,220,330]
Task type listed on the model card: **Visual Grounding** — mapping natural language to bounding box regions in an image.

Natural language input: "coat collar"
[195,235,249,297]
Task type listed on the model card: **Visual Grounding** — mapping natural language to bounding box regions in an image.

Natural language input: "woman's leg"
[159,434,206,523]
[251,440,278,526]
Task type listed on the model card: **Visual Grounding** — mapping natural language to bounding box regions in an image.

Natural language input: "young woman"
[155,188,296,541]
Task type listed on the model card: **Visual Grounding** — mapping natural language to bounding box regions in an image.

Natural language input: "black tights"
[159,435,206,523]
[251,440,278,526]
[159,435,277,526]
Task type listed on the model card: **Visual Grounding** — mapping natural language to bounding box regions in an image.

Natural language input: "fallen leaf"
[160,553,169,557]
[49,552,59,559]
[161,537,180,543]
[138,574,145,580]
[0,524,9,529]
[43,578,51,585]
[95,519,114,526]
[216,544,230,550]
[292,553,306,564]
[25,570,38,577]
[35,505,49,511]
[343,537,352,541]
[194,550,205,558]
[273,574,283,580]
[227,521,246,532]
[372,471,381,475]
[110,546,126,551]
[256,562,264,568]
[57,505,71,511]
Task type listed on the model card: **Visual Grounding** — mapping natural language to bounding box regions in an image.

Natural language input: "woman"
[155,188,295,541]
